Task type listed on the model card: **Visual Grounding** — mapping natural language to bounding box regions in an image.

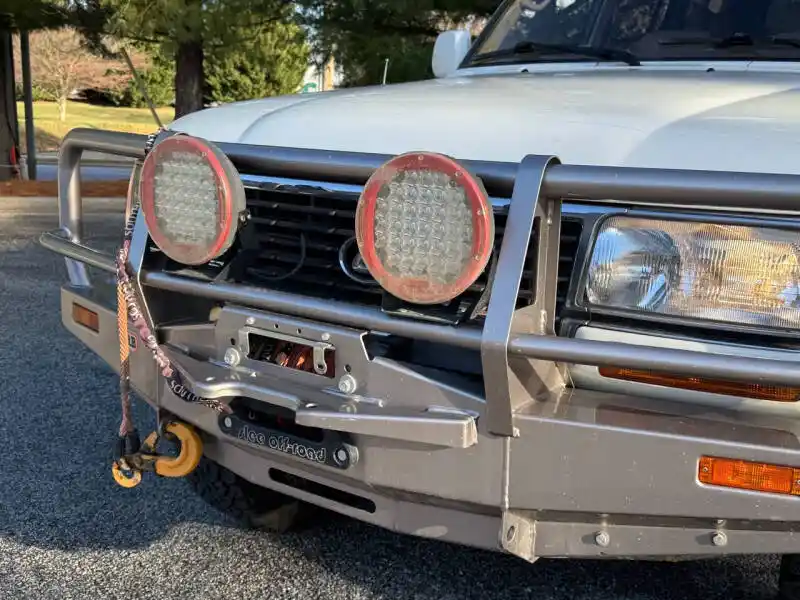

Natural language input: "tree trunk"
[0,28,19,181]
[58,97,67,122]
[174,40,204,118]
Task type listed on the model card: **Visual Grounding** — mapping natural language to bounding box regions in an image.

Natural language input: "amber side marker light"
[599,367,800,402]
[72,302,99,333]
[699,456,800,496]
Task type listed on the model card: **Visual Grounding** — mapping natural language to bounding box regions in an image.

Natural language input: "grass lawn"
[15,101,174,153]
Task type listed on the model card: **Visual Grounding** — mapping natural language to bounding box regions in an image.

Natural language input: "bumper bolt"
[338,374,358,395]
[334,448,349,466]
[711,531,728,547]
[506,525,517,542]
[595,531,610,548]
[224,348,241,367]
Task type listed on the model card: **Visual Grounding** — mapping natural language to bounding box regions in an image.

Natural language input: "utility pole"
[382,58,389,85]
[0,24,20,181]
[20,30,35,180]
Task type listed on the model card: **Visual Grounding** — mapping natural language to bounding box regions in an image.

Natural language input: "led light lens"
[140,134,245,265]
[376,171,473,280]
[586,217,800,329]
[355,152,494,305]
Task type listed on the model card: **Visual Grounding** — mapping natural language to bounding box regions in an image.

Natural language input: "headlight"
[585,216,800,329]
[140,133,246,266]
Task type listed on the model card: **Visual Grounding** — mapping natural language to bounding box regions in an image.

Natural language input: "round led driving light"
[355,152,494,305]
[140,133,245,266]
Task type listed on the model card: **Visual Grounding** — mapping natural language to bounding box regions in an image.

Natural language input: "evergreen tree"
[205,22,310,104]
[99,0,300,117]
[299,0,498,87]
[3,0,108,33]
[112,22,310,110]
[119,44,176,109]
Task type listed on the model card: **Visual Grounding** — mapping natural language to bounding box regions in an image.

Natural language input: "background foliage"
[96,0,301,115]
[299,0,499,87]
[3,0,509,118]
[5,0,505,107]
[205,22,310,104]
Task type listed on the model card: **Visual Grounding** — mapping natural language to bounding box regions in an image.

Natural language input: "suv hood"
[169,68,800,174]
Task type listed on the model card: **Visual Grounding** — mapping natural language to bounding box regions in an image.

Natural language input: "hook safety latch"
[112,421,203,488]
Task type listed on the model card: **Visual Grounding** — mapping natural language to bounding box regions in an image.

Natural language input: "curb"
[0,180,129,198]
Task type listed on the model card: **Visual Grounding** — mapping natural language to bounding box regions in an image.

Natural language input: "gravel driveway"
[0,196,781,600]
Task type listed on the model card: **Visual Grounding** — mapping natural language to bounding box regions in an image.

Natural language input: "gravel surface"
[0,197,782,600]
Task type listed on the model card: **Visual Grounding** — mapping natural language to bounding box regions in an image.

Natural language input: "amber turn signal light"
[72,302,99,333]
[599,367,800,402]
[699,456,800,496]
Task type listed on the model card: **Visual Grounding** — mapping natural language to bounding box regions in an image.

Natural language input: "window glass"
[467,0,800,65]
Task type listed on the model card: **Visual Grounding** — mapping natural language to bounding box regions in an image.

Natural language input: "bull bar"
[40,128,800,560]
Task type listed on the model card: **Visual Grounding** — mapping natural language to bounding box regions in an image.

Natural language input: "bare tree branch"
[14,27,149,121]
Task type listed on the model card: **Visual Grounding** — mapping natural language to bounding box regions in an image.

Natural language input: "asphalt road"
[0,196,783,599]
[35,155,135,183]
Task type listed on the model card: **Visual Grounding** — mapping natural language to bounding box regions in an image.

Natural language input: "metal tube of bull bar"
[543,163,800,212]
[507,335,800,387]
[217,144,800,212]
[47,132,800,424]
[57,129,146,287]
[481,155,565,437]
[142,270,484,349]
[141,271,800,386]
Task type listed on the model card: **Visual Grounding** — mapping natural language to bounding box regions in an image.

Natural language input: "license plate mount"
[219,410,358,470]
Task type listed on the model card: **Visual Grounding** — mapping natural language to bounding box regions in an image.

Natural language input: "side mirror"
[432,30,472,78]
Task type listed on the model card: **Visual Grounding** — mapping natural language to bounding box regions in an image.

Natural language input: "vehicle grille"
[237,183,583,322]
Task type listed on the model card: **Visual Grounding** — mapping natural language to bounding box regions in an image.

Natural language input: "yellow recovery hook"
[112,421,204,488]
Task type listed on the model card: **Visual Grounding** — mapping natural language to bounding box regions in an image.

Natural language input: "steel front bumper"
[61,282,800,560]
[44,128,800,561]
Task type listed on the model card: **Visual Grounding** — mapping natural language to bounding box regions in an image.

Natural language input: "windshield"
[465,0,800,66]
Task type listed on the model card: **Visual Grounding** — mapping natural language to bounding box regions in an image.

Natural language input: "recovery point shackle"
[112,421,203,488]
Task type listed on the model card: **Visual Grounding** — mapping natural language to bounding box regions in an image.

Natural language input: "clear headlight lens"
[585,217,800,329]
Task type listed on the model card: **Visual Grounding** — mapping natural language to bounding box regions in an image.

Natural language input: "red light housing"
[140,134,245,266]
[355,152,494,305]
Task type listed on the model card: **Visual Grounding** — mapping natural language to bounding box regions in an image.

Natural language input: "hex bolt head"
[711,531,728,547]
[595,531,610,548]
[224,347,241,367]
[338,374,358,395]
[223,417,233,428]
[334,448,349,466]
[321,333,331,341]
[245,317,255,325]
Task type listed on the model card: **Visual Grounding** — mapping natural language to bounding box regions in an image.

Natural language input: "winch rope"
[117,279,133,437]
[114,138,231,447]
